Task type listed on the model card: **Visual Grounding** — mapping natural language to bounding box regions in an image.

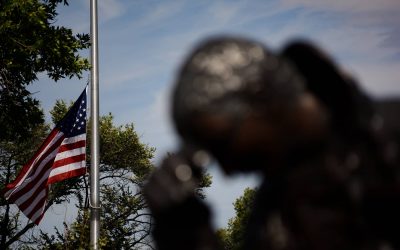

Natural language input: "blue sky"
[28,0,400,233]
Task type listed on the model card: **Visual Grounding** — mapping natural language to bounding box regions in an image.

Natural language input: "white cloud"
[349,61,400,98]
[98,0,125,21]
[206,1,246,27]
[278,0,400,51]
[101,62,158,88]
[281,0,400,13]
[126,1,186,30]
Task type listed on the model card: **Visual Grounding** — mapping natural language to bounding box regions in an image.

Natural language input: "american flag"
[3,87,88,225]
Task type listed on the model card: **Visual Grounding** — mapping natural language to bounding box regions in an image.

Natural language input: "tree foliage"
[0,0,90,247]
[35,101,156,249]
[196,168,213,199]
[217,187,257,250]
[0,0,90,141]
[36,101,213,249]
[1,98,213,249]
[0,123,49,249]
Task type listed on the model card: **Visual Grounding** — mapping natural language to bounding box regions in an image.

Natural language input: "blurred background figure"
[144,36,400,250]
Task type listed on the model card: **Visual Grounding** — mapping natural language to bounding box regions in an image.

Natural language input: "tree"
[0,0,90,247]
[1,92,214,249]
[0,122,49,249]
[0,100,89,249]
[34,100,156,249]
[217,187,257,250]
[36,101,213,249]
[0,0,90,141]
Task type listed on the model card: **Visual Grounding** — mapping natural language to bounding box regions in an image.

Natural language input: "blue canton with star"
[58,88,87,137]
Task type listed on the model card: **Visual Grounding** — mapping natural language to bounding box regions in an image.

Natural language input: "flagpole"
[90,0,100,249]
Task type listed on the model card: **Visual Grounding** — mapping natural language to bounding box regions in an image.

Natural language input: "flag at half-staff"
[2,87,88,225]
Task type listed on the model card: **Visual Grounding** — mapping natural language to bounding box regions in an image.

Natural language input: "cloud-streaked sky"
[29,0,400,232]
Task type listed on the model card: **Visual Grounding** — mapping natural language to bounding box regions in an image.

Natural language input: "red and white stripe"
[3,129,86,225]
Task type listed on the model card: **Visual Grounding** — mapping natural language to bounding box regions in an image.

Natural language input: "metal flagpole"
[90,0,100,249]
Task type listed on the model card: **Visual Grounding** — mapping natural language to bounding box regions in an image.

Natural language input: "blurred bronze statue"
[143,36,400,250]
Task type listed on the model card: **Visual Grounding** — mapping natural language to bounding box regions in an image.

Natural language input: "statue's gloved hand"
[143,150,219,250]
[143,149,206,217]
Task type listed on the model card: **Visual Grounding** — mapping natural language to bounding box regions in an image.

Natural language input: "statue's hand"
[143,151,203,216]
